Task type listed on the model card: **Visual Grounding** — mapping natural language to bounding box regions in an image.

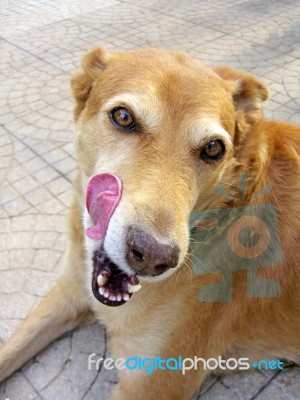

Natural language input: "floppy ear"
[214,66,270,145]
[70,47,110,120]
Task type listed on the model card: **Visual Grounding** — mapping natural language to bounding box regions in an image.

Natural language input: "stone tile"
[13,175,41,195]
[6,163,32,184]
[0,42,71,125]
[5,100,74,143]
[5,231,33,250]
[0,250,9,271]
[11,215,37,231]
[34,167,60,185]
[35,214,66,232]
[53,156,77,176]
[9,249,35,269]
[0,216,10,233]
[192,373,218,398]
[35,196,65,214]
[6,18,113,73]
[196,381,241,400]
[0,370,41,400]
[31,231,59,249]
[3,196,33,217]
[0,127,13,187]
[220,369,268,399]
[25,186,54,207]
[255,381,296,400]
[53,232,67,252]
[21,324,109,399]
[0,0,122,39]
[32,249,62,272]
[0,269,32,294]
[57,189,73,208]
[47,176,72,197]
[273,368,300,399]
[23,334,73,393]
[71,2,174,33]
[0,293,38,320]
[0,184,19,205]
[24,270,59,297]
[127,21,224,51]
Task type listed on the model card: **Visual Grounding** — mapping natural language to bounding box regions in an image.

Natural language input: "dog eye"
[110,107,136,131]
[200,139,225,161]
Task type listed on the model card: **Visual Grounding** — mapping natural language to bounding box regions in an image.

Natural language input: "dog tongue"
[86,173,122,240]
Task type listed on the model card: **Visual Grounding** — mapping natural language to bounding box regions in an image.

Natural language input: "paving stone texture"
[0,0,299,399]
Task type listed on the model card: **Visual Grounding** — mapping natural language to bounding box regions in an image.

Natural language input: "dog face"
[71,47,268,306]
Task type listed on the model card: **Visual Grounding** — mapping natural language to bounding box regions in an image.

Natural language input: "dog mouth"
[92,246,141,307]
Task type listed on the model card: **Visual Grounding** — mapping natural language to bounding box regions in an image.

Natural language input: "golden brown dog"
[0,47,300,399]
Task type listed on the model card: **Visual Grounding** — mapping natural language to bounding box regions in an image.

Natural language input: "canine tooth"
[104,291,110,298]
[128,283,142,293]
[117,294,122,302]
[97,274,108,286]
[99,287,105,296]
[123,294,129,301]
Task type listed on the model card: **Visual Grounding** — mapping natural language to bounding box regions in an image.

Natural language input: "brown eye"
[200,139,225,161]
[110,107,136,131]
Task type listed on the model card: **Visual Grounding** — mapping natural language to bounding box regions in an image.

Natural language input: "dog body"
[0,48,300,399]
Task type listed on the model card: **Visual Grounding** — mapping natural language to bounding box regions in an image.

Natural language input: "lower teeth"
[96,273,141,302]
[98,286,128,302]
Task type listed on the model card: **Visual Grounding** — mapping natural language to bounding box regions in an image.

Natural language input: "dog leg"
[107,314,225,399]
[0,277,92,382]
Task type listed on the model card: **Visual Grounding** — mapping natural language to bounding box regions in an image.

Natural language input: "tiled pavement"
[0,0,299,399]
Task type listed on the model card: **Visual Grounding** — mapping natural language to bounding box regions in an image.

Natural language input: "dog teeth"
[128,283,142,293]
[97,274,108,286]
[99,287,105,296]
[97,280,138,301]
[123,294,129,301]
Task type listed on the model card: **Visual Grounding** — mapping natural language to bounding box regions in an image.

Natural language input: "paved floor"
[0,0,299,399]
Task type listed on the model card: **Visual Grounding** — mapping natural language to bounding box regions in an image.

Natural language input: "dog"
[0,47,299,399]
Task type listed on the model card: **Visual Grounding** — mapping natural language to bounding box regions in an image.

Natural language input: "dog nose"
[126,226,179,276]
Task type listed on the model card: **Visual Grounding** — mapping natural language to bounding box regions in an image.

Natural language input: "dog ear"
[214,66,270,145]
[70,47,110,120]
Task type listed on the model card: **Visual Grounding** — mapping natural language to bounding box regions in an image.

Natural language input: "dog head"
[71,47,269,306]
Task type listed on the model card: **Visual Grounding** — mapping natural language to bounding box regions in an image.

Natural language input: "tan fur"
[0,47,299,399]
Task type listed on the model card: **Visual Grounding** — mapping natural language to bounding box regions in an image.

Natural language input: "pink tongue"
[86,173,122,240]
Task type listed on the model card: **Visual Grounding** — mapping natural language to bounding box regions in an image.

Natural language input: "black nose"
[126,226,179,276]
